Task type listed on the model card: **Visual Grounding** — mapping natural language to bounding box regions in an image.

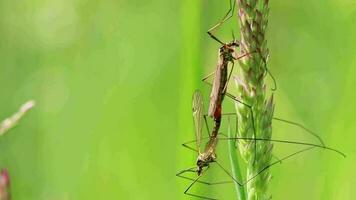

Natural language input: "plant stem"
[234,0,274,199]
[228,119,246,200]
[0,100,35,136]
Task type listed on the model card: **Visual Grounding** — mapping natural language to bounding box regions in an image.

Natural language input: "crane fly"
[203,0,277,93]
[176,90,345,200]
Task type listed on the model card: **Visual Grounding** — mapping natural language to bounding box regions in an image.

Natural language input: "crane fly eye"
[197,159,203,166]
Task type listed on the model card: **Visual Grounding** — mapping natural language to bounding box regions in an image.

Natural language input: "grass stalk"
[228,118,246,200]
[0,100,35,136]
[234,0,274,199]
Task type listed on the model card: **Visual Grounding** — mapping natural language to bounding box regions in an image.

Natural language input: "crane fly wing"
[192,90,204,154]
[208,54,223,117]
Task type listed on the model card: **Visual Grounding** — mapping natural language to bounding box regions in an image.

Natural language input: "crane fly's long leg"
[273,117,325,146]
[176,167,213,185]
[208,0,235,33]
[214,160,243,186]
[266,66,277,91]
[225,88,332,155]
[223,89,326,146]
[222,62,235,94]
[221,109,345,158]
[201,147,316,187]
[242,147,316,185]
[182,141,199,153]
[177,165,233,186]
[207,0,236,45]
[218,136,346,158]
[218,116,345,186]
[272,154,283,164]
[180,168,219,200]
[203,114,211,137]
[182,136,211,153]
[202,71,216,83]
[176,166,196,176]
[235,113,239,148]
[216,129,345,185]
[255,47,277,91]
[222,51,257,94]
[234,51,257,60]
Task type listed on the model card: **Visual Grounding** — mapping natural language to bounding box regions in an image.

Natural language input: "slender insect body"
[208,42,238,119]
[203,136,218,157]
[211,116,221,137]
[196,109,221,176]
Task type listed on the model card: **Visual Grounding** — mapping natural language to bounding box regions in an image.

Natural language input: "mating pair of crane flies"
[177,0,345,199]
[202,0,326,168]
[202,0,280,167]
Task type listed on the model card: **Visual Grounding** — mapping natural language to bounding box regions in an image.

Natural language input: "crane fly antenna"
[231,29,236,41]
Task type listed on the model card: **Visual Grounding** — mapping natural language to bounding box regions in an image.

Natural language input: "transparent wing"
[192,90,204,154]
[208,61,222,117]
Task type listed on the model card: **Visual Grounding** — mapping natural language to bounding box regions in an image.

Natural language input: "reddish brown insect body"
[208,42,237,121]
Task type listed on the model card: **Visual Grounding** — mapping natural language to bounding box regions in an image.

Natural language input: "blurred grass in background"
[0,0,355,199]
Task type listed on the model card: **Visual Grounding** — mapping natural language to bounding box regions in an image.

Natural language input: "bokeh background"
[0,0,355,199]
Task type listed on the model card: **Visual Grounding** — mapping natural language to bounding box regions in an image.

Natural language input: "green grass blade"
[228,121,246,200]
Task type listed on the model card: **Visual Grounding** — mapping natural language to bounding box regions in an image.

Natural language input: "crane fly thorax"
[220,42,239,62]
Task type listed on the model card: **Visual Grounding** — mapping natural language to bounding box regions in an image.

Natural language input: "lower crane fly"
[176,90,345,200]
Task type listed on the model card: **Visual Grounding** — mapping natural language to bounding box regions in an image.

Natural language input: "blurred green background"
[0,0,355,199]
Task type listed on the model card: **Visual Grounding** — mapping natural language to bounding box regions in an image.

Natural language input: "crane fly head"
[197,154,208,174]
[196,153,216,175]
